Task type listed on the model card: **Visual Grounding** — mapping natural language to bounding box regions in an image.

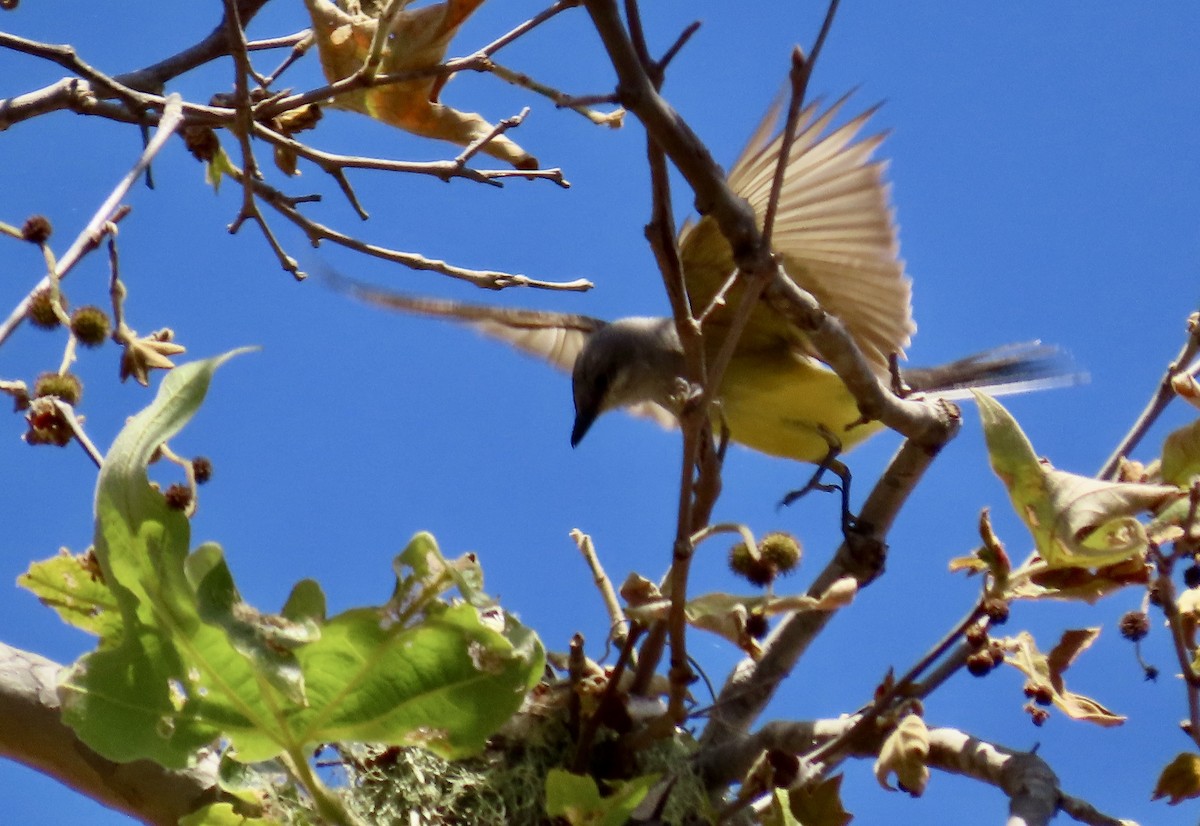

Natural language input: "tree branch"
[0,642,225,825]
[698,718,1131,826]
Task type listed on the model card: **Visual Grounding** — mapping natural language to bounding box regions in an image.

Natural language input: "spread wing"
[680,94,913,377]
[324,272,679,429]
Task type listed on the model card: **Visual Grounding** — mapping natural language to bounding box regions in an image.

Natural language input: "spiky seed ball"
[24,397,71,446]
[965,651,994,677]
[163,483,193,511]
[27,289,65,330]
[745,611,769,640]
[982,596,1010,625]
[729,542,774,587]
[70,306,111,348]
[192,456,213,484]
[33,372,82,405]
[766,749,799,788]
[759,532,802,575]
[965,624,989,650]
[1119,610,1150,642]
[21,215,51,244]
[1184,565,1200,591]
[987,640,1007,667]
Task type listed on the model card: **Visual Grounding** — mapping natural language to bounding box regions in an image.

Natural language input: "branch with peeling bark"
[0,642,227,825]
[696,718,1130,826]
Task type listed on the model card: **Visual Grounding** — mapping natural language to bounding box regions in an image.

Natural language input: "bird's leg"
[778,426,858,533]
[888,352,913,398]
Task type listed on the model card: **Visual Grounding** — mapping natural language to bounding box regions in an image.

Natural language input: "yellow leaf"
[1003,630,1126,726]
[1153,752,1200,804]
[787,774,853,826]
[303,0,538,168]
[874,713,929,796]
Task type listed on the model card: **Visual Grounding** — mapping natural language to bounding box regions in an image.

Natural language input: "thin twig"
[1098,311,1200,479]
[0,94,182,349]
[239,170,591,290]
[570,529,627,645]
[1148,546,1200,749]
[49,399,104,469]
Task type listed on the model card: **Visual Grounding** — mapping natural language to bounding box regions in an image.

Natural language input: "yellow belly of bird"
[716,350,884,463]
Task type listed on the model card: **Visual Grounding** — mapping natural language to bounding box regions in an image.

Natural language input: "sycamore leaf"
[18,549,121,640]
[1002,629,1125,726]
[178,802,271,826]
[786,773,853,826]
[874,713,929,796]
[976,392,1179,570]
[56,352,543,768]
[1010,556,1149,604]
[303,0,537,169]
[544,769,658,826]
[1153,752,1200,804]
[1162,419,1200,486]
[765,790,803,826]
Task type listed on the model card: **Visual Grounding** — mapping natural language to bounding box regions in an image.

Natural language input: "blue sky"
[1,2,1199,823]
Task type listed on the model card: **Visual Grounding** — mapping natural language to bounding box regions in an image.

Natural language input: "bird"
[326,94,1069,465]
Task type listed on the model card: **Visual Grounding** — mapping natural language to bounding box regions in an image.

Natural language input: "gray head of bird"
[570,317,686,447]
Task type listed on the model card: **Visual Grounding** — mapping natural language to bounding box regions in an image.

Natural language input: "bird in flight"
[327,94,1066,463]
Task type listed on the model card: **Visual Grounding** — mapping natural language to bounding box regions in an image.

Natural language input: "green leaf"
[60,351,254,767]
[544,769,658,826]
[205,145,237,192]
[56,352,543,770]
[764,789,803,826]
[976,392,1179,569]
[1162,419,1200,486]
[17,550,121,639]
[282,579,326,624]
[186,542,316,708]
[285,599,541,761]
[179,802,271,826]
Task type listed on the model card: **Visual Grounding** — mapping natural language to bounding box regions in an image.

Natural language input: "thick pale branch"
[0,643,224,825]
[698,719,1130,826]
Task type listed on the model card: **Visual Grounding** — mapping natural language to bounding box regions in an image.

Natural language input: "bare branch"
[699,719,1132,826]
[1099,311,1200,479]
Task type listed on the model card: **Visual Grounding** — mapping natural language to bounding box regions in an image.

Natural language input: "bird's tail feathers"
[904,342,1085,401]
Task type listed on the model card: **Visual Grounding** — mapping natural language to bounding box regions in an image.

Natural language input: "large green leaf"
[51,353,542,769]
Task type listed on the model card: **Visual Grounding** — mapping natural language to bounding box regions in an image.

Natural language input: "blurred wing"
[681,95,912,376]
[324,272,679,430]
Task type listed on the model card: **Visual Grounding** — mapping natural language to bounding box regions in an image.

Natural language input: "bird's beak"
[570,406,598,447]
